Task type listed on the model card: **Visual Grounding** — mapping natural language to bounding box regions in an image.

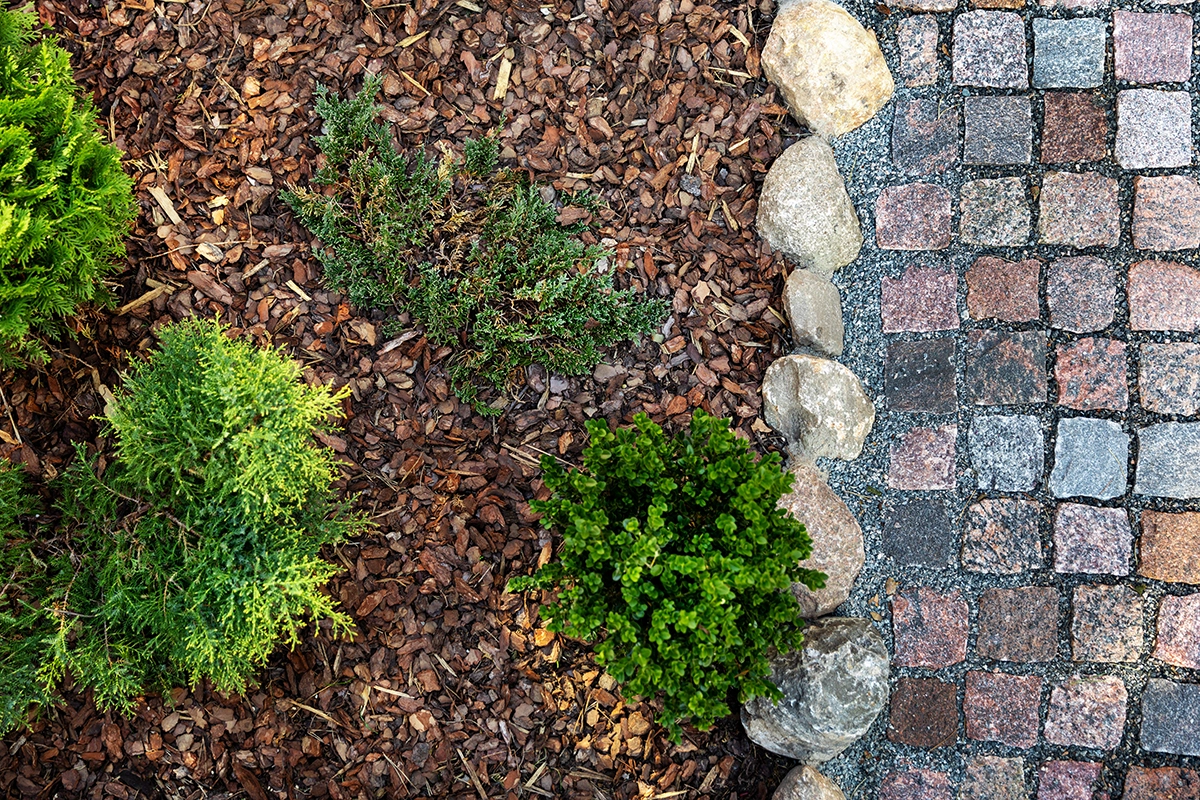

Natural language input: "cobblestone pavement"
[810,0,1200,796]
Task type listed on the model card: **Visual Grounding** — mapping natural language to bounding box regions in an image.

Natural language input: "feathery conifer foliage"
[284,76,667,414]
[510,411,825,742]
[0,319,364,735]
[0,7,136,367]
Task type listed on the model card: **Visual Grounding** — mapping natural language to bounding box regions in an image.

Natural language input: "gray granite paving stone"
[970,415,1044,491]
[1141,679,1200,756]
[882,499,954,568]
[1048,418,1128,500]
[1033,18,1105,89]
[953,12,1028,89]
[892,98,960,175]
[963,95,1032,165]
[1116,89,1192,169]
[1136,422,1200,498]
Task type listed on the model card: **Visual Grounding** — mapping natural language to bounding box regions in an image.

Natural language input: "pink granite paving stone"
[1122,767,1200,800]
[1128,260,1200,331]
[1054,338,1128,411]
[877,184,953,250]
[1039,171,1120,248]
[966,330,1048,405]
[891,586,969,668]
[977,586,1060,662]
[961,756,1029,800]
[1140,343,1200,415]
[887,677,959,747]
[1041,92,1108,164]
[880,770,953,800]
[1046,257,1115,333]
[1038,761,1103,800]
[1138,511,1200,584]
[1054,503,1132,575]
[1154,593,1200,669]
[1132,176,1200,251]
[962,498,1043,574]
[1071,584,1145,663]
[965,256,1040,322]
[1044,675,1128,749]
[888,425,957,490]
[959,178,1031,246]
[881,265,959,333]
[1116,90,1192,169]
[1113,12,1193,84]
[953,11,1029,89]
[898,16,939,88]
[964,671,1043,747]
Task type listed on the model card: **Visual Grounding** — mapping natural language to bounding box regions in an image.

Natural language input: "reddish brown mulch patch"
[0,0,804,794]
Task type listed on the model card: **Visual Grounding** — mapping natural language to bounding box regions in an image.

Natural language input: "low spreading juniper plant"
[509,410,825,742]
[0,319,365,735]
[283,75,667,414]
[0,7,135,367]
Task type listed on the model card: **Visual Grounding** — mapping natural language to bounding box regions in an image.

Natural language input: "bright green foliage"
[0,8,136,367]
[0,319,365,735]
[510,411,825,742]
[284,76,667,414]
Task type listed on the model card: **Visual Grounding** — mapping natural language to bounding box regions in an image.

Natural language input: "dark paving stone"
[965,256,1040,322]
[969,414,1044,492]
[977,586,1059,662]
[1140,343,1200,415]
[964,671,1042,747]
[880,770,953,800]
[1048,417,1129,501]
[1154,593,1200,670]
[1041,92,1108,164]
[1114,11,1192,84]
[1033,18,1104,88]
[1132,177,1200,252]
[888,425,957,490]
[963,95,1032,165]
[891,586,969,668]
[953,11,1028,89]
[887,677,958,748]
[962,498,1042,574]
[1071,584,1144,663]
[1141,679,1200,757]
[1039,171,1120,248]
[966,330,1047,405]
[1054,338,1128,412]
[898,16,939,87]
[1037,761,1102,800]
[961,756,1028,800]
[1047,256,1116,333]
[1138,510,1200,584]
[886,338,957,413]
[1044,675,1128,750]
[881,265,959,333]
[1135,422,1200,498]
[883,499,954,568]
[877,183,953,250]
[892,98,960,175]
[1122,767,1200,800]
[1116,89,1191,169]
[1053,503,1132,575]
[959,178,1030,246]
[1128,260,1200,331]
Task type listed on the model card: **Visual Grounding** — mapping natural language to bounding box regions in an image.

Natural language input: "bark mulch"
[0,0,808,794]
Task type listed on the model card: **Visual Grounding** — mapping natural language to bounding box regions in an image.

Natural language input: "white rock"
[762,354,875,460]
[742,617,889,763]
[773,766,846,800]
[762,0,894,138]
[780,462,864,618]
[784,269,844,356]
[756,137,862,276]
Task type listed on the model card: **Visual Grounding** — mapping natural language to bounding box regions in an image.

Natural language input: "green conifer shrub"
[0,319,364,735]
[0,8,136,367]
[283,76,667,414]
[509,410,825,742]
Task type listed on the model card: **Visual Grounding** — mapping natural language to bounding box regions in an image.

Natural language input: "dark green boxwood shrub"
[283,76,667,414]
[510,410,825,741]
[0,8,136,367]
[0,318,364,734]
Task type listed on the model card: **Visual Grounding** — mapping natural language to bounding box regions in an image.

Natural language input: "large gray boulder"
[784,269,844,356]
[757,137,863,276]
[742,617,890,763]
[773,766,846,800]
[762,354,875,461]
[762,0,894,138]
[779,463,864,618]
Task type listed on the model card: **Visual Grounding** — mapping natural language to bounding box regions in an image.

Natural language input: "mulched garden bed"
[0,0,809,794]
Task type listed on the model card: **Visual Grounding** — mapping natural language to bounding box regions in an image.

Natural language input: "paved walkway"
[814,1,1200,797]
